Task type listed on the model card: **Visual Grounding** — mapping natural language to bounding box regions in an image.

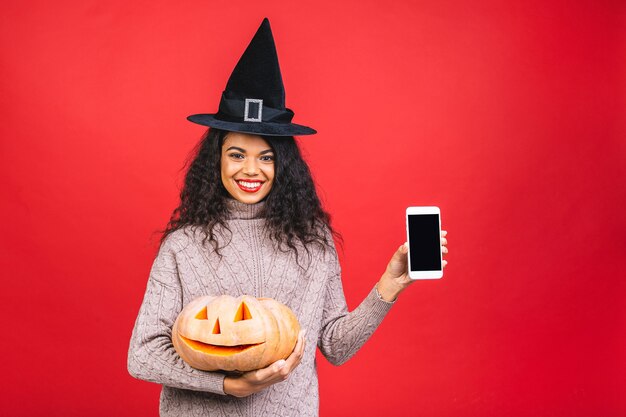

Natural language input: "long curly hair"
[156,128,340,264]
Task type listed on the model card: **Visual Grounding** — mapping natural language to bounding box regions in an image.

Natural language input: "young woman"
[127,19,448,417]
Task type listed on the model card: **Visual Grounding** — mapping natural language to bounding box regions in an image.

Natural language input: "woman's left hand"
[376,230,448,302]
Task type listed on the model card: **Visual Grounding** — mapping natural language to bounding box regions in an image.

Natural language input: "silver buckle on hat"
[244,98,263,122]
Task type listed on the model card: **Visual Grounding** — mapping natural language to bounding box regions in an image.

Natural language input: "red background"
[1,1,625,416]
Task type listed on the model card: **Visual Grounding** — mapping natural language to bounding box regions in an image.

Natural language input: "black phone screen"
[408,214,441,271]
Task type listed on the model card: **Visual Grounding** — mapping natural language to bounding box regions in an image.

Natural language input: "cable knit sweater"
[127,199,394,416]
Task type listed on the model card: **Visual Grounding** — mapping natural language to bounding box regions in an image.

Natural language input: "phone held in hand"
[406,206,443,280]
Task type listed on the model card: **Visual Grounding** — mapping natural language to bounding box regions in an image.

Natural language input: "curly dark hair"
[156,128,340,264]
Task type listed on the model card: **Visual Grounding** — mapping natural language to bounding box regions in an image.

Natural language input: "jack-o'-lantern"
[172,295,300,372]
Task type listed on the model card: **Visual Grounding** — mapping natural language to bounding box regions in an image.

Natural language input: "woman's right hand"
[223,329,306,397]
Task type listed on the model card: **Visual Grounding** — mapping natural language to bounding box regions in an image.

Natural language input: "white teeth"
[237,181,261,189]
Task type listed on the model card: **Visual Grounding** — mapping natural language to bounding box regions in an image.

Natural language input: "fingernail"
[301,328,307,337]
[277,360,286,368]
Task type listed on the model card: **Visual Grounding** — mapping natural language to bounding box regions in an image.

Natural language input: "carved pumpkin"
[172,295,300,372]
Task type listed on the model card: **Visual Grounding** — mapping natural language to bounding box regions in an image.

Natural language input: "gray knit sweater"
[127,199,394,416]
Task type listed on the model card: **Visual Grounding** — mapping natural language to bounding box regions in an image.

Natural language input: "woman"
[127,19,448,416]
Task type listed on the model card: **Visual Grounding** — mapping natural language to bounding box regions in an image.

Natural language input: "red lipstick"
[236,179,264,193]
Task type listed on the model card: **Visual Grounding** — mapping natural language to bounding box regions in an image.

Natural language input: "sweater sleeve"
[317,250,394,366]
[127,237,226,394]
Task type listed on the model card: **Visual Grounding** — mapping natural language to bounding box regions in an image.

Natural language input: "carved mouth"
[180,335,265,356]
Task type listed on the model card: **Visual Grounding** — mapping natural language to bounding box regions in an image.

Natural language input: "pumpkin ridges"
[261,299,300,360]
[254,300,281,370]
[172,294,300,372]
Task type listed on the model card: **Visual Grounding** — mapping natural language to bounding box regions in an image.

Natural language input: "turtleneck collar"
[225,198,267,220]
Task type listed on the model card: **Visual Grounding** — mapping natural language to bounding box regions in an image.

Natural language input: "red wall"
[1,1,624,416]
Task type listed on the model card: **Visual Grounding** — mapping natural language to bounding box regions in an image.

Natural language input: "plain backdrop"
[1,1,625,416]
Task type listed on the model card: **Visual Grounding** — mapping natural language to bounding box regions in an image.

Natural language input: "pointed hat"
[187,18,316,136]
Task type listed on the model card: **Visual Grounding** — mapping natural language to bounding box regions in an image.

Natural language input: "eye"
[228,152,245,160]
[233,302,253,322]
[260,154,274,162]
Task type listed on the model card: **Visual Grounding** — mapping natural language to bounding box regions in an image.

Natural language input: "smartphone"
[406,206,443,279]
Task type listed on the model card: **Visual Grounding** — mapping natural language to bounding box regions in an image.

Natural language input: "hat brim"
[187,114,316,136]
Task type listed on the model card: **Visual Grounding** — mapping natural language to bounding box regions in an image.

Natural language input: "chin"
[233,192,267,205]
[239,197,263,204]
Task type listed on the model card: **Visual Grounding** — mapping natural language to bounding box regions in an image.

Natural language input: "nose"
[242,158,259,176]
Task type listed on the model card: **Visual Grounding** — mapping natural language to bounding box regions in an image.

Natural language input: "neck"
[225,198,266,220]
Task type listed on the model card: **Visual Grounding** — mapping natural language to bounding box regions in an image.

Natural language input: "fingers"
[252,329,306,385]
[282,330,306,376]
[234,330,307,396]
[392,243,409,260]
[441,230,449,268]
[251,359,287,383]
[393,231,450,275]
[269,330,305,383]
[386,243,409,278]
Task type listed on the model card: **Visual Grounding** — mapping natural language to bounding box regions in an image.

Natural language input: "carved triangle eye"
[212,318,221,334]
[195,306,208,320]
[233,302,252,322]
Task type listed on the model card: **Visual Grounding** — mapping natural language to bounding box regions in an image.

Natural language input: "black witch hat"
[187,18,316,136]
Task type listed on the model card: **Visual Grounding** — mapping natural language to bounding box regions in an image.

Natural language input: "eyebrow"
[225,146,274,155]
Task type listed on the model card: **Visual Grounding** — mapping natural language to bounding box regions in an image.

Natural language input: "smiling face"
[220,132,275,204]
